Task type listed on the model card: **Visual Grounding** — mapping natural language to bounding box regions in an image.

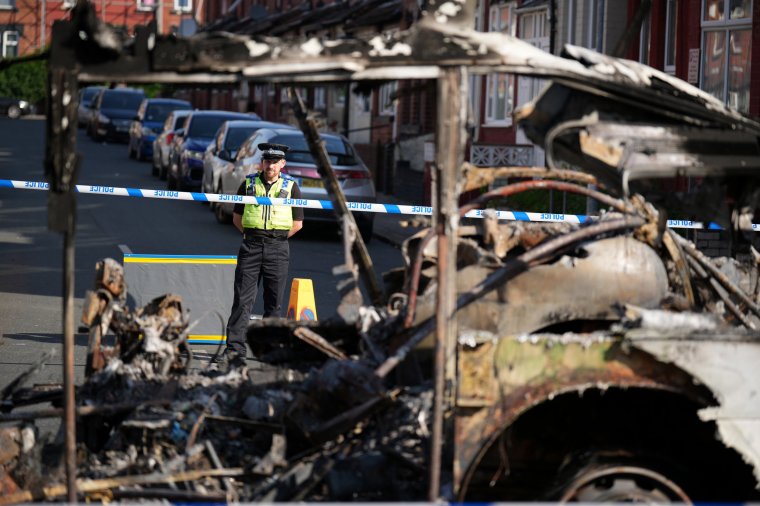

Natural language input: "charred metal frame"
[30,0,760,500]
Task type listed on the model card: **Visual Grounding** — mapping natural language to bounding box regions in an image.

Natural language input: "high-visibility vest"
[242,173,294,230]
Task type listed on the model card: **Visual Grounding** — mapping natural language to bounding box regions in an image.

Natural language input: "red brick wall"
[751,0,760,116]
[7,0,193,57]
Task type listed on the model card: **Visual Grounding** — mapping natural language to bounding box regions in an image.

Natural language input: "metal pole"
[45,65,81,504]
[429,66,466,502]
[63,224,76,503]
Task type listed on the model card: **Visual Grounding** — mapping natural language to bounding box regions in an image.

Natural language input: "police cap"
[259,143,289,161]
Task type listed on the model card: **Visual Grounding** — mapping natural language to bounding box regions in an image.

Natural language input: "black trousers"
[225,235,289,355]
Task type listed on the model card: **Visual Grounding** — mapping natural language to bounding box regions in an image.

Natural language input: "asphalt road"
[0,117,403,421]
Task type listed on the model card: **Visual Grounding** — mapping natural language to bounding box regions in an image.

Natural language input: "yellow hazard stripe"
[188,335,227,343]
[124,258,238,265]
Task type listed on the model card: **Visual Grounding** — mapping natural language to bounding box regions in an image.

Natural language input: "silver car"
[77,86,104,128]
[202,120,293,210]
[216,127,377,241]
[152,109,192,179]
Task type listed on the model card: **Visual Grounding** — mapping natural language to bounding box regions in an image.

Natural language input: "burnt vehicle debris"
[3,0,760,502]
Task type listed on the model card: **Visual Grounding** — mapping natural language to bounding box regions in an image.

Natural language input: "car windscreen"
[146,103,190,123]
[224,127,257,150]
[101,92,144,110]
[172,113,190,130]
[82,88,101,103]
[188,116,239,138]
[274,134,357,165]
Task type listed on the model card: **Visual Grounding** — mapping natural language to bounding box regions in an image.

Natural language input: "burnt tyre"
[551,454,691,503]
[462,389,760,503]
[166,169,178,191]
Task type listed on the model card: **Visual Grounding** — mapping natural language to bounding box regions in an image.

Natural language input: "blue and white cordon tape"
[0,179,742,230]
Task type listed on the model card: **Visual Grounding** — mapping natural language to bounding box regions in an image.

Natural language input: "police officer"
[217,142,303,368]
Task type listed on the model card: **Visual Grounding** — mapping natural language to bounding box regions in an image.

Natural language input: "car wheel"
[7,105,21,119]
[359,220,373,244]
[215,187,232,224]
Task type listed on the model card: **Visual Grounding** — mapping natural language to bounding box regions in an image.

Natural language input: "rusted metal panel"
[454,334,712,495]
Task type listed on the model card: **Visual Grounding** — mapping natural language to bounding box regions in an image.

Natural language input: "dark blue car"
[167,110,259,190]
[128,98,192,161]
[88,88,145,142]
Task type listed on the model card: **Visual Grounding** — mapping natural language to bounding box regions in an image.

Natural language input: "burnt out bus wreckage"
[3,0,760,503]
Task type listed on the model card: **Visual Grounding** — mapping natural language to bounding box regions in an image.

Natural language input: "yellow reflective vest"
[242,173,294,230]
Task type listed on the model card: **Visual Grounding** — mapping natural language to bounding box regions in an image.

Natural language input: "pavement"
[372,190,425,248]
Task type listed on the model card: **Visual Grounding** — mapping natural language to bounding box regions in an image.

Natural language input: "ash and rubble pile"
[1,313,433,502]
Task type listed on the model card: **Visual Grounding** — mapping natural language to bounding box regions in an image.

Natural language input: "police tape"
[0,178,740,230]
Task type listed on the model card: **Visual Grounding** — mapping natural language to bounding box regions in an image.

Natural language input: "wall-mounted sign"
[688,48,700,84]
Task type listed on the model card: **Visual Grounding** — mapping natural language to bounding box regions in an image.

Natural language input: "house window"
[585,0,604,51]
[701,0,752,112]
[485,2,516,125]
[174,0,191,12]
[333,86,346,107]
[565,0,576,44]
[377,81,396,115]
[2,31,18,57]
[664,0,677,72]
[0,0,14,9]
[516,10,549,108]
[639,10,651,64]
[314,87,326,109]
[62,0,75,8]
[137,0,157,10]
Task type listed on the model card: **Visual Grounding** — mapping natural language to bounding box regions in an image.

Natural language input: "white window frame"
[62,0,76,8]
[136,0,157,11]
[0,0,14,9]
[174,0,191,13]
[485,2,516,126]
[700,0,752,112]
[2,31,18,57]
[702,0,751,23]
[377,81,396,115]
[517,9,549,108]
[664,0,678,73]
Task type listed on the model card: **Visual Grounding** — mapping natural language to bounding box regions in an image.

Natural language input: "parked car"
[128,98,191,162]
[0,96,33,119]
[152,109,192,179]
[167,110,259,191]
[77,86,104,128]
[87,88,145,142]
[202,119,293,204]
[216,127,376,241]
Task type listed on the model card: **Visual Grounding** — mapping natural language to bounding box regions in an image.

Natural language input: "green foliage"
[487,189,588,216]
[0,57,47,106]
